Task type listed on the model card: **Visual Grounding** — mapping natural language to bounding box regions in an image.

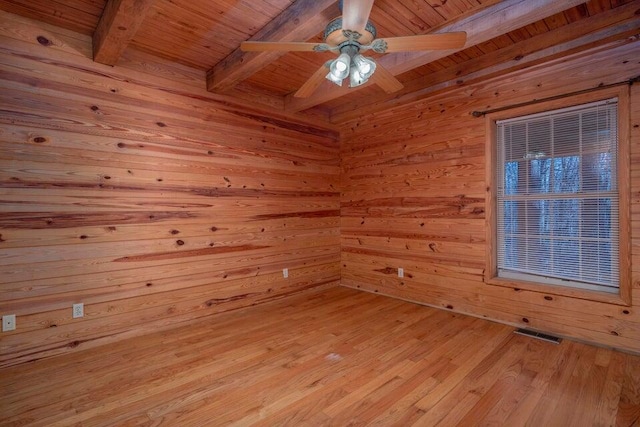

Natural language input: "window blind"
[496,98,619,293]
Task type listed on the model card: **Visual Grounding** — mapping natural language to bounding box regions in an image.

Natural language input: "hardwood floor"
[1,286,639,426]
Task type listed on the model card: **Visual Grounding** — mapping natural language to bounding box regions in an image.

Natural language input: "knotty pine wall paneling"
[0,11,340,367]
[340,39,640,353]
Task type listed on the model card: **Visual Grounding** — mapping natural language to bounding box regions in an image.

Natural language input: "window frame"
[485,86,631,306]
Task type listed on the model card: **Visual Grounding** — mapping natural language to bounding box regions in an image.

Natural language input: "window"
[485,89,630,303]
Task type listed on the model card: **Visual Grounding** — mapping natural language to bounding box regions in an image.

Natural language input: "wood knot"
[446,304,454,310]
[544,296,553,301]
[176,240,185,246]
[36,35,52,46]
[146,283,153,287]
[79,235,88,239]
[170,229,180,235]
[90,105,99,111]
[156,122,166,127]
[68,340,81,348]
[117,142,125,148]
[610,331,619,336]
[210,226,218,232]
[32,136,47,143]
[522,317,529,323]
[623,310,630,315]
[514,54,524,61]
[428,243,437,252]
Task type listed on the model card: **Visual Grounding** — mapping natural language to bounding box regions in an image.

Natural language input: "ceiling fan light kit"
[240,0,467,98]
[327,49,352,86]
[326,44,377,88]
[350,53,376,87]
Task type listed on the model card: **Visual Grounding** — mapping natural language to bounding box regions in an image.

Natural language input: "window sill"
[485,276,631,306]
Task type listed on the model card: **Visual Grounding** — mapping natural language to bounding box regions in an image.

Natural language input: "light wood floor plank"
[1,287,639,426]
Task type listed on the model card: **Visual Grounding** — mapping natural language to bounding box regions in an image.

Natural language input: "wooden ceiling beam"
[206,0,338,94]
[285,0,586,112]
[331,21,640,122]
[93,0,156,65]
[330,0,640,123]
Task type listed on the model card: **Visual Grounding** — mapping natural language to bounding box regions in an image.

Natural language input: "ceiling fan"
[240,0,467,98]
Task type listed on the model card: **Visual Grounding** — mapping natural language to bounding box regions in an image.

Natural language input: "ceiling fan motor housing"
[324,17,377,46]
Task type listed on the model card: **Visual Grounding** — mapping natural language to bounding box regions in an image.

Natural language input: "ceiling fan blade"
[371,63,403,94]
[294,62,331,98]
[341,0,375,35]
[241,41,332,52]
[373,32,467,53]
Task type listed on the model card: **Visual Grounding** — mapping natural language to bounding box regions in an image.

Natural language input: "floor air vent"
[514,328,562,344]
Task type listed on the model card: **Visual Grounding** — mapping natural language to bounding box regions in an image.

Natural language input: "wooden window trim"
[485,86,631,306]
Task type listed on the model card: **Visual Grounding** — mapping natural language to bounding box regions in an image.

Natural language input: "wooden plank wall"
[0,11,341,367]
[340,39,640,353]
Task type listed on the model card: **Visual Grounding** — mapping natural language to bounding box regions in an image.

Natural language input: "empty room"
[1,0,639,425]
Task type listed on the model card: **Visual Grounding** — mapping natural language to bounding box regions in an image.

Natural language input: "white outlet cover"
[398,267,404,278]
[283,268,289,278]
[73,303,84,319]
[2,314,16,332]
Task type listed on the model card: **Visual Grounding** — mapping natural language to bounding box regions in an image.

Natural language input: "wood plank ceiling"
[0,0,637,122]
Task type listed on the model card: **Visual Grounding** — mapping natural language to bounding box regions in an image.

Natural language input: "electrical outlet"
[398,267,404,278]
[283,268,289,278]
[73,303,84,319]
[2,314,16,332]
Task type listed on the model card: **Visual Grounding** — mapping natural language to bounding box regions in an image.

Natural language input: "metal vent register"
[514,328,562,344]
